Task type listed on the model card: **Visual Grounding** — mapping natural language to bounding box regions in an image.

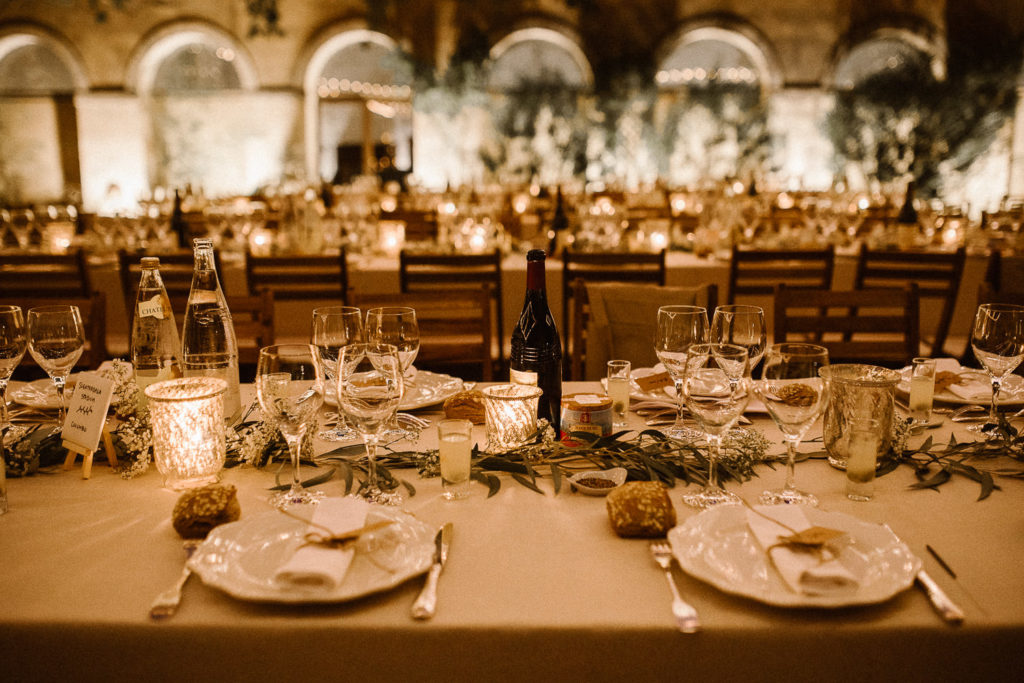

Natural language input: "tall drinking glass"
[970,303,1024,426]
[256,344,325,509]
[755,343,830,506]
[337,342,404,505]
[27,305,85,426]
[311,306,363,441]
[712,305,767,376]
[365,307,419,438]
[654,305,709,439]
[680,343,750,508]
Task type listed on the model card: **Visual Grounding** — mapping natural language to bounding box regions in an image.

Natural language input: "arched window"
[130,23,259,197]
[302,28,412,184]
[488,27,592,91]
[832,35,936,90]
[0,30,86,205]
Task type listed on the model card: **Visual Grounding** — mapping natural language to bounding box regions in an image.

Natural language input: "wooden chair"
[245,249,349,304]
[569,279,717,380]
[0,249,91,299]
[562,249,667,375]
[227,290,275,366]
[853,245,966,356]
[12,291,108,370]
[774,283,920,368]
[118,249,225,329]
[353,286,494,381]
[399,248,504,370]
[728,245,835,303]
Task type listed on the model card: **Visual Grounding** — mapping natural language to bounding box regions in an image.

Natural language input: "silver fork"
[648,541,701,633]
[149,541,200,620]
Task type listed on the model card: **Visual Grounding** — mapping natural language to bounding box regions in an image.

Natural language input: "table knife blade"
[411,522,452,620]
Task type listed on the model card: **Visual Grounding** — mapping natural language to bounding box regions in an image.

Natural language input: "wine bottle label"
[138,296,165,320]
[510,368,538,386]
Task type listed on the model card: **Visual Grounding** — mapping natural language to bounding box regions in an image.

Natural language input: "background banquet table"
[2,381,1020,682]
[89,249,990,357]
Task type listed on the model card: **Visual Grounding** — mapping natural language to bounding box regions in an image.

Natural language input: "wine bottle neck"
[526,259,547,291]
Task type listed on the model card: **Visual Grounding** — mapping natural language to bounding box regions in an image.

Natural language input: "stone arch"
[655,15,783,93]
[827,15,946,90]
[126,19,258,95]
[0,23,89,93]
[487,25,593,91]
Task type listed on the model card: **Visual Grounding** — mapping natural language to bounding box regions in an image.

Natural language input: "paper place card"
[61,372,115,455]
[635,371,673,393]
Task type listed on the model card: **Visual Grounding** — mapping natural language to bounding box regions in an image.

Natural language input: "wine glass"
[712,305,767,376]
[970,303,1024,427]
[755,343,830,506]
[0,305,27,431]
[337,342,404,505]
[680,343,750,508]
[311,306,363,441]
[256,344,325,509]
[27,305,85,426]
[654,305,709,439]
[365,307,419,438]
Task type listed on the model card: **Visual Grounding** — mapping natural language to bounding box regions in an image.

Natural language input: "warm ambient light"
[145,377,227,490]
[482,384,543,452]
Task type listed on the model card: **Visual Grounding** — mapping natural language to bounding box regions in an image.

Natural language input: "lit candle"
[145,377,227,490]
[482,384,543,452]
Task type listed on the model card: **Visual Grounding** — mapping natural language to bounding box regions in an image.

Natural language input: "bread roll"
[606,481,676,538]
[172,483,241,539]
[444,391,486,424]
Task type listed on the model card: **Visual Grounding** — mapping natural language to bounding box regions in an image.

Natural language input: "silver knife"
[411,522,452,620]
[916,569,965,625]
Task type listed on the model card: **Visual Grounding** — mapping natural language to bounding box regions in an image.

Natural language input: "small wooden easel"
[63,423,117,479]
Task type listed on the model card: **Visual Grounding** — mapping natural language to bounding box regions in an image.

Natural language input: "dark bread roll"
[172,483,241,539]
[606,481,677,538]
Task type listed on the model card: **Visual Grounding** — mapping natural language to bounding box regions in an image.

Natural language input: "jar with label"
[560,392,613,445]
[130,257,182,408]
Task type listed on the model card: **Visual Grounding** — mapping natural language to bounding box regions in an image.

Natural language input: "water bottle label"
[138,296,165,320]
[510,368,538,386]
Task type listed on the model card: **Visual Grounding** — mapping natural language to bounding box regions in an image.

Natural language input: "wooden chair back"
[399,248,504,369]
[0,249,91,299]
[774,283,920,368]
[245,249,349,303]
[854,245,966,355]
[353,285,494,381]
[12,291,108,370]
[728,245,835,303]
[227,290,275,366]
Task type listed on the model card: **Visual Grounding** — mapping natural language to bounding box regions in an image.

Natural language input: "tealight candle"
[482,384,543,452]
[146,377,227,490]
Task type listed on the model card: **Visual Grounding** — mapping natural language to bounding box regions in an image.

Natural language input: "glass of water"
[909,357,936,425]
[437,418,473,500]
[606,360,631,429]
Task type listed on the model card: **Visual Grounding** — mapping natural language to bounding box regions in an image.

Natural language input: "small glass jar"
[145,377,227,490]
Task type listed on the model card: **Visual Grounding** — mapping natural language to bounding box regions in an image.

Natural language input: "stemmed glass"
[755,343,830,506]
[970,303,1024,427]
[365,307,419,438]
[0,305,27,433]
[27,305,85,426]
[654,305,709,439]
[311,306,363,441]
[680,343,750,508]
[712,305,767,376]
[256,344,325,509]
[337,342,404,505]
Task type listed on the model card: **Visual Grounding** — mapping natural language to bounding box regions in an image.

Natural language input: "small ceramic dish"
[568,467,627,496]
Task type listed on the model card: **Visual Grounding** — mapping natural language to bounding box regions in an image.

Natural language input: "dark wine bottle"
[897,180,918,224]
[510,249,562,435]
[171,188,189,249]
[547,186,569,257]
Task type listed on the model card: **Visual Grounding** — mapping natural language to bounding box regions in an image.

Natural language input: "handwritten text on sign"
[61,372,114,455]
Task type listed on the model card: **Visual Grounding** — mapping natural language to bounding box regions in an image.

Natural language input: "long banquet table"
[2,381,1021,682]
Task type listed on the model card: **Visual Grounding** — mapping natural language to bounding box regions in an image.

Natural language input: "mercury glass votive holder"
[145,377,227,490]
[482,384,543,452]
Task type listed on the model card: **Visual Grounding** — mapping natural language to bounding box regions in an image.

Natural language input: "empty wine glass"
[755,343,830,506]
[311,306,364,441]
[256,344,325,509]
[654,305,709,439]
[712,305,767,376]
[365,307,419,438]
[0,305,27,430]
[337,342,404,505]
[27,305,85,426]
[970,303,1024,427]
[680,343,750,508]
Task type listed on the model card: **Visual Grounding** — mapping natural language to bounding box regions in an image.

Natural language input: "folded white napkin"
[745,506,858,597]
[274,497,370,590]
[930,358,991,401]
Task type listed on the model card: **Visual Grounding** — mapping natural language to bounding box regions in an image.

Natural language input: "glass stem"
[0,379,9,428]
[706,434,722,491]
[364,433,380,490]
[53,376,67,424]
[283,430,304,495]
[990,378,1001,424]
[673,378,685,425]
[784,439,798,492]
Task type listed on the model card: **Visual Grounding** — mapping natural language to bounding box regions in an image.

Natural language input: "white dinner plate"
[603,366,767,414]
[668,505,921,608]
[10,376,79,410]
[324,369,464,411]
[897,366,1024,405]
[188,506,435,604]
